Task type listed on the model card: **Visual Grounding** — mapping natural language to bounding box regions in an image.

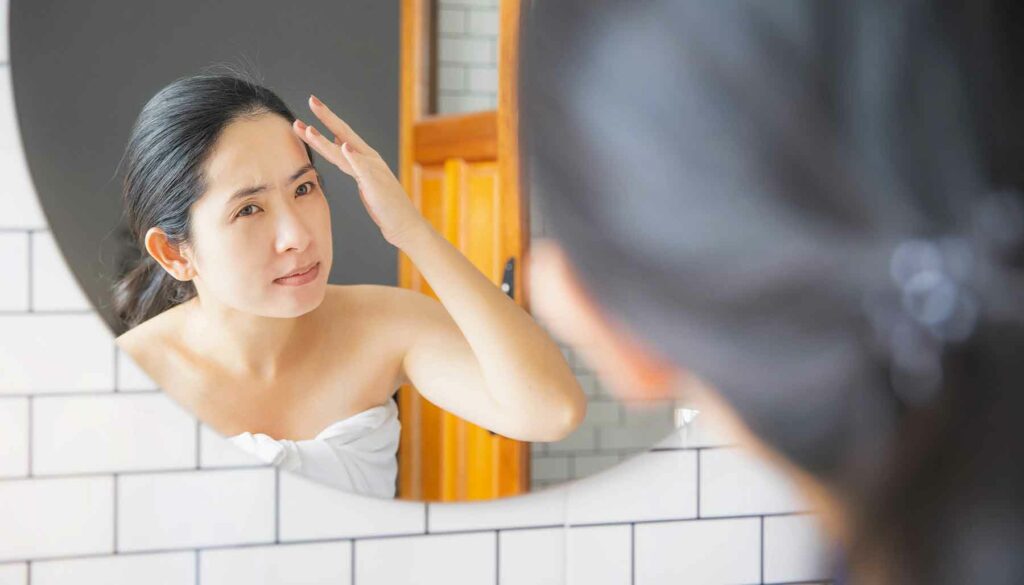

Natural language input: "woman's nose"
[273,198,314,253]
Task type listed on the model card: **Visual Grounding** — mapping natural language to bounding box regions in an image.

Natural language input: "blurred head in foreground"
[521,2,1023,584]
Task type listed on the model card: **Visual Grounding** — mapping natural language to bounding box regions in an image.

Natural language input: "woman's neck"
[180,296,320,382]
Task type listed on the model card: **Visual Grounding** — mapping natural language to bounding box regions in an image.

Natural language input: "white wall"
[0,8,831,584]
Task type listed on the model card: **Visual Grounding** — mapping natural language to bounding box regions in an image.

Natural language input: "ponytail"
[112,255,195,330]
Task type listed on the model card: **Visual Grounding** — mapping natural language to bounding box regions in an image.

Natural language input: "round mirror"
[11,0,684,502]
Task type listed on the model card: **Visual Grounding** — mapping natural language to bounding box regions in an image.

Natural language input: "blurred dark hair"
[521,1,1023,583]
[112,70,312,331]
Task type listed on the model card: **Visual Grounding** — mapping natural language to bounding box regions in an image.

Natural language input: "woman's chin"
[267,281,328,318]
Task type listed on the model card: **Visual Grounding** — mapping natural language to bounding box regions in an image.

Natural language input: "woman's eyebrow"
[226,164,317,203]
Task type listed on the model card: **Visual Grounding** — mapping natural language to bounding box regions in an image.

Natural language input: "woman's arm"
[393,225,586,441]
[295,95,586,441]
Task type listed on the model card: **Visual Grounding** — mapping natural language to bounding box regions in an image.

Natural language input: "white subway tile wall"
[0,14,830,584]
[31,552,195,585]
[498,527,565,585]
[0,564,25,585]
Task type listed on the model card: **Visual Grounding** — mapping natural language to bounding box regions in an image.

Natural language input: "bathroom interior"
[0,0,868,583]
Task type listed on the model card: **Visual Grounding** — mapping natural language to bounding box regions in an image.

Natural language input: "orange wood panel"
[397,0,529,502]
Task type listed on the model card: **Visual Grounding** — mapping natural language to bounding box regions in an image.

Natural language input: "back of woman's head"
[112,71,310,331]
[521,1,1023,583]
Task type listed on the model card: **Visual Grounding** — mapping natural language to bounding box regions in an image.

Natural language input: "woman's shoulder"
[114,301,194,382]
[323,283,435,315]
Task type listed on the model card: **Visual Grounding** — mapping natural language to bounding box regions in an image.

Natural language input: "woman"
[521,1,1022,584]
[113,74,585,499]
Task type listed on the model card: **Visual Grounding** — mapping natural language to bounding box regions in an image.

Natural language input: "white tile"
[597,423,674,451]
[32,393,196,475]
[467,9,499,36]
[117,468,275,551]
[565,525,631,585]
[32,552,194,585]
[655,409,737,449]
[0,0,8,63]
[699,448,807,517]
[201,542,351,585]
[579,399,620,426]
[635,518,760,585]
[437,65,466,92]
[30,232,90,311]
[440,0,497,7]
[467,67,497,94]
[572,454,619,479]
[499,527,565,585]
[0,69,46,229]
[278,471,424,541]
[355,532,495,585]
[545,426,597,454]
[428,484,567,532]
[532,456,570,482]
[566,451,696,525]
[438,38,493,65]
[0,563,26,585]
[0,0,9,63]
[764,514,830,583]
[115,348,158,392]
[0,476,114,562]
[436,94,496,115]
[0,398,28,477]
[199,424,264,468]
[0,232,28,310]
[437,8,465,34]
[0,314,114,394]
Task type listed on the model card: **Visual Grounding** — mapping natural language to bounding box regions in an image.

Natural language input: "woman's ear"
[144,227,194,281]
[529,239,679,402]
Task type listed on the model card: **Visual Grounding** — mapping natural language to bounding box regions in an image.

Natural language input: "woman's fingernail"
[310,95,322,107]
[294,119,307,130]
[308,125,320,137]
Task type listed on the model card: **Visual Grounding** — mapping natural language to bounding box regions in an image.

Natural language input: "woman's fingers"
[308,95,378,157]
[292,119,355,176]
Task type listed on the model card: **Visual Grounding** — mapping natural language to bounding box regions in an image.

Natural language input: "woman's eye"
[236,204,260,218]
[296,181,316,196]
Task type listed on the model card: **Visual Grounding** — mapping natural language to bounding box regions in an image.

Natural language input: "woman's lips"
[274,262,320,286]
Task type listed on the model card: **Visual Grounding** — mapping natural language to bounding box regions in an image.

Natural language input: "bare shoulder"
[322,283,442,322]
[113,302,192,383]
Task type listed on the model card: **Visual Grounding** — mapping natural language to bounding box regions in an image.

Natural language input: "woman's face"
[182,112,333,318]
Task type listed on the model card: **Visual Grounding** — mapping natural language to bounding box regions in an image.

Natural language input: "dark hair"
[521,1,1023,583]
[112,72,312,330]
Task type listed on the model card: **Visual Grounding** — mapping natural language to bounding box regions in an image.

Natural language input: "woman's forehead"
[204,113,308,189]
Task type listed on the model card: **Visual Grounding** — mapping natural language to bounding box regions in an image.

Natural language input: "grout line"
[760,516,765,584]
[26,397,33,477]
[0,309,94,315]
[113,475,119,552]
[113,347,119,392]
[194,550,200,585]
[424,503,430,533]
[274,469,281,543]
[350,540,356,585]
[0,463,273,483]
[26,560,31,585]
[696,448,702,518]
[195,422,201,469]
[494,531,500,585]
[26,232,33,313]
[630,523,636,585]
[0,391,159,401]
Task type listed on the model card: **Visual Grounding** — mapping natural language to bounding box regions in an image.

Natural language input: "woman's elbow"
[534,385,587,442]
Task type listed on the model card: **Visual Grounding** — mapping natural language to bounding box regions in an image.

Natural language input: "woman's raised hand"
[293,94,428,247]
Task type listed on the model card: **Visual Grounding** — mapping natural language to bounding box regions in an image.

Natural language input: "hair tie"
[864,191,1024,408]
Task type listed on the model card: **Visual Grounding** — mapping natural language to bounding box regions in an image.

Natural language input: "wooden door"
[396,0,529,501]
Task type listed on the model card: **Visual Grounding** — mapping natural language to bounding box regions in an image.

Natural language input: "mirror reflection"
[13,0,682,502]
